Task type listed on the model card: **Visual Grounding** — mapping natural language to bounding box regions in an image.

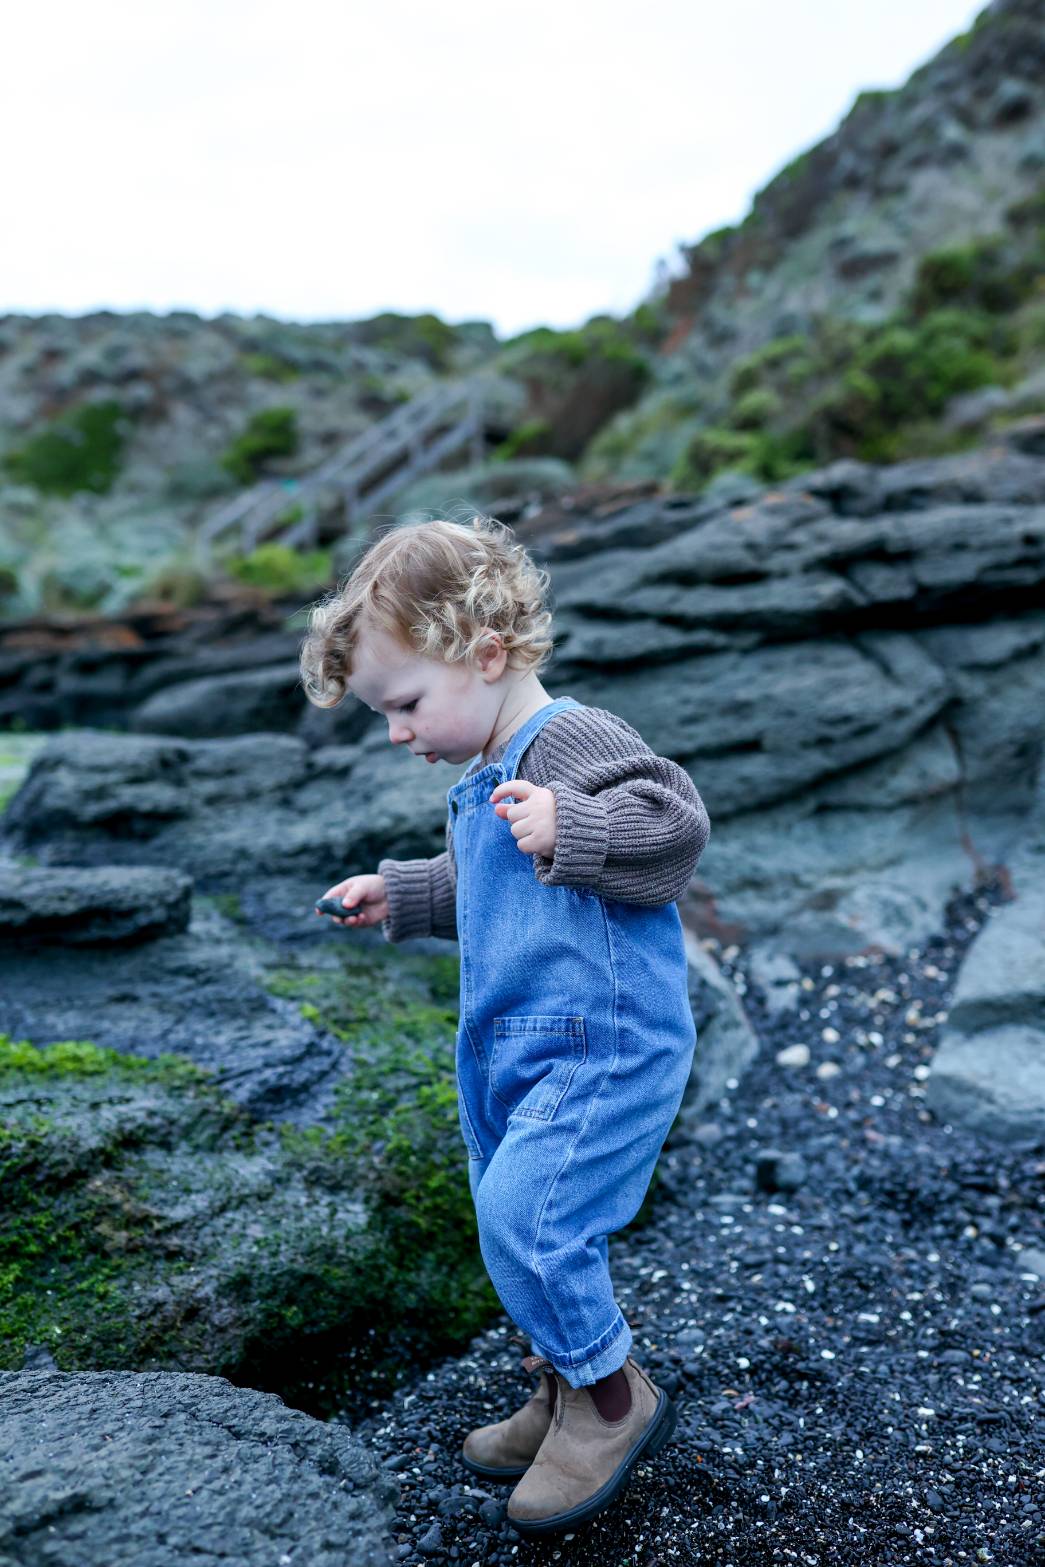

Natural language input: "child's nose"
[388,721,412,744]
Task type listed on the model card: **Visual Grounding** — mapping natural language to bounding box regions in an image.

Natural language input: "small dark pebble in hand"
[342,880,1045,1565]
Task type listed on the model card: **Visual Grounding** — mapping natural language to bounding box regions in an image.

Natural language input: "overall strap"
[500,696,583,781]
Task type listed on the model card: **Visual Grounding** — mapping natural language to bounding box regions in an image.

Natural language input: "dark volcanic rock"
[927,763,1045,1141]
[0,864,192,944]
[0,893,346,1122]
[0,1369,396,1567]
[129,662,305,738]
[5,446,1045,967]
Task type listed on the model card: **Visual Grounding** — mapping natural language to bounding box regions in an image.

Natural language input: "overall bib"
[448,696,697,1387]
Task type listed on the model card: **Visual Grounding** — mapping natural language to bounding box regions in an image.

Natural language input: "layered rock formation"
[4,436,1043,1144]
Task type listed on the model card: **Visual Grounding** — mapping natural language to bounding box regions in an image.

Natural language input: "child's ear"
[478,631,506,676]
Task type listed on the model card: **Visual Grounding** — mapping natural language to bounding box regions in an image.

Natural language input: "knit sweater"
[378,701,710,944]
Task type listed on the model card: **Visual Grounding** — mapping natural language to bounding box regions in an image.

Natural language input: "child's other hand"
[489,779,557,858]
[315,872,389,928]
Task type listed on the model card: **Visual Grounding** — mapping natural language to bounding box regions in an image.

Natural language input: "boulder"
[926,765,1045,1142]
[0,1369,395,1567]
[0,864,192,944]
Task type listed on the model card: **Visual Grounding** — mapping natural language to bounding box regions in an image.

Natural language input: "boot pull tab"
[521,1353,553,1375]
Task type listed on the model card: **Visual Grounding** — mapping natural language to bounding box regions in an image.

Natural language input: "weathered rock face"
[652,0,1045,401]
[6,443,1043,968]
[3,440,1043,1146]
[0,1369,396,1567]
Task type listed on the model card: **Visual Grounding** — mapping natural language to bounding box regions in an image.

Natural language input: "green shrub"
[627,300,669,344]
[672,427,757,489]
[241,352,300,382]
[729,336,810,397]
[355,311,458,371]
[220,407,299,485]
[4,401,128,496]
[797,310,1002,462]
[731,388,781,430]
[671,423,815,492]
[492,419,552,461]
[912,238,1039,317]
[136,561,211,609]
[222,542,332,596]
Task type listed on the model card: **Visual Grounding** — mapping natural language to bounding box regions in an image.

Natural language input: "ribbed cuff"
[532,780,609,890]
[378,857,434,943]
[429,852,458,941]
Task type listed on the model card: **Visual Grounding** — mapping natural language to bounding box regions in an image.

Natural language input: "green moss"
[221,542,332,596]
[4,400,129,496]
[0,1035,236,1370]
[220,406,299,485]
[0,1033,208,1085]
[202,891,246,924]
[265,956,498,1372]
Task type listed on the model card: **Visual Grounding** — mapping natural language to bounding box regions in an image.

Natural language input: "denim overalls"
[448,696,697,1387]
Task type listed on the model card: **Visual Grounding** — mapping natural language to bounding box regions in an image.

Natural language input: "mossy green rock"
[0,971,494,1413]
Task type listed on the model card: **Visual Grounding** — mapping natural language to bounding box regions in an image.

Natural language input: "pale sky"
[3,0,986,337]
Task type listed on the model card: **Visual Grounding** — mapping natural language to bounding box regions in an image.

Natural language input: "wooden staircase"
[198,375,492,557]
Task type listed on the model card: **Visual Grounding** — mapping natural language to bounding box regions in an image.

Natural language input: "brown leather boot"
[505,1353,677,1536]
[461,1362,556,1482]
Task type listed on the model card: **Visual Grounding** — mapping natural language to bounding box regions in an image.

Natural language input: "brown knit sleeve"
[378,847,457,943]
[519,705,710,907]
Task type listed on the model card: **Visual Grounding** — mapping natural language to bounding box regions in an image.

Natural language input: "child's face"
[346,623,506,766]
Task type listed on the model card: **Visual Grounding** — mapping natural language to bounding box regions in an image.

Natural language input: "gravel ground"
[345,882,1045,1566]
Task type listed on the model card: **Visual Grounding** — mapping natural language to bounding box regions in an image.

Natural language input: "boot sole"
[507,1390,678,1538]
[460,1452,532,1482]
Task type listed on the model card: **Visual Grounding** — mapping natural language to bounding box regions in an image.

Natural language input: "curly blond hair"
[298,514,555,709]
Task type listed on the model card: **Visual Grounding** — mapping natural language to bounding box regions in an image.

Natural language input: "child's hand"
[489,779,557,858]
[315,872,389,928]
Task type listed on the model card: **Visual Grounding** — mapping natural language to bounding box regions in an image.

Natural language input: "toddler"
[299,515,709,1537]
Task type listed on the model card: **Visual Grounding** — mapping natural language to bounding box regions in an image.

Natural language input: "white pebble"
[776,1043,810,1068]
[821,1027,840,1043]
[816,1060,841,1079]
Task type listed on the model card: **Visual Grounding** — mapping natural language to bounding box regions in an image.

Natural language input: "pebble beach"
[348,881,1045,1566]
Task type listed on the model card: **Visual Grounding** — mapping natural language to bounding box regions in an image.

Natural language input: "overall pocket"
[490,1015,587,1122]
